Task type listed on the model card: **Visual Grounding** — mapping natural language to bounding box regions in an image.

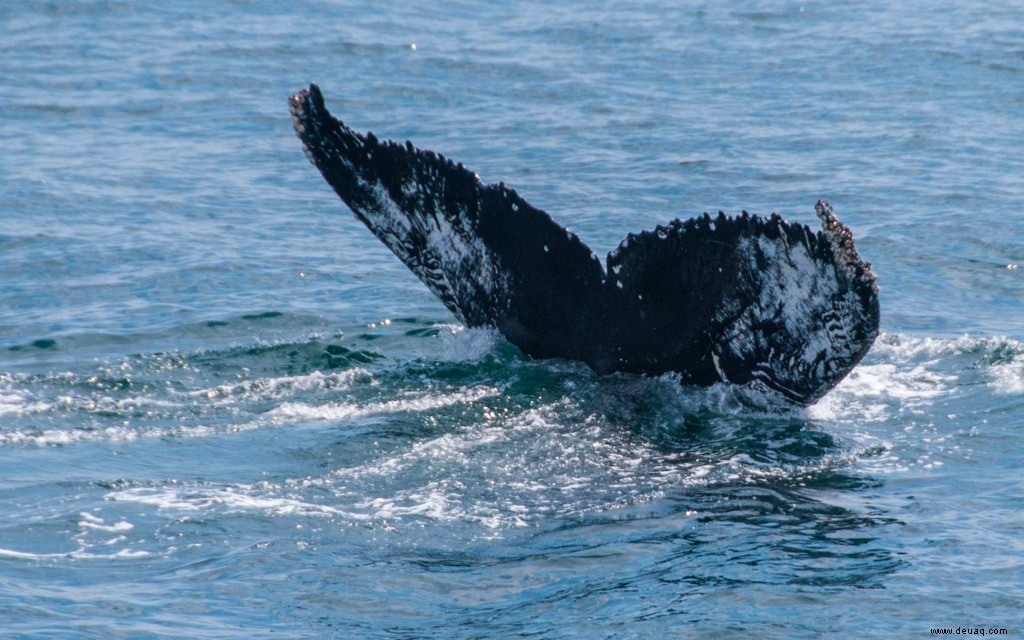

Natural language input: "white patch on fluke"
[712,229,863,399]
[352,166,511,325]
[711,352,727,381]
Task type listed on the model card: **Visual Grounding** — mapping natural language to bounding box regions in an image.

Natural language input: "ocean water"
[2,0,1023,637]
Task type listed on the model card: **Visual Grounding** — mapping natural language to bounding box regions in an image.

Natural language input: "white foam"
[0,420,264,447]
[358,486,452,521]
[0,367,377,447]
[839,363,952,399]
[0,547,153,561]
[0,380,495,446]
[808,333,1024,423]
[106,485,371,521]
[77,512,134,532]
[0,511,148,561]
[989,364,1024,395]
[189,368,372,403]
[315,401,728,530]
[269,385,497,423]
[874,333,1023,364]
[0,389,52,416]
[807,366,950,424]
[0,547,54,560]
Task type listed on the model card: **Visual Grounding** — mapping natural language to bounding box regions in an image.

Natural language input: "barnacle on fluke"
[290,84,879,406]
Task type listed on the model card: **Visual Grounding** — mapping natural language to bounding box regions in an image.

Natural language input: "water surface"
[2,1,1023,637]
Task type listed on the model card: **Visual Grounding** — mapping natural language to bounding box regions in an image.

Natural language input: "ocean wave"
[187,367,374,404]
[106,484,371,521]
[808,332,1024,423]
[0,512,148,562]
[267,385,499,423]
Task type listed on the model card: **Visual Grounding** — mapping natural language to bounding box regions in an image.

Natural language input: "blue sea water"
[2,0,1023,637]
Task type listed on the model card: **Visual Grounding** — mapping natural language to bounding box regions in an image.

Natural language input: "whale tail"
[290,84,879,406]
[603,207,879,403]
[290,84,608,363]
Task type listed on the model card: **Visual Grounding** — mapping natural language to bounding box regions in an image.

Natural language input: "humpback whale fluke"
[289,84,879,406]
